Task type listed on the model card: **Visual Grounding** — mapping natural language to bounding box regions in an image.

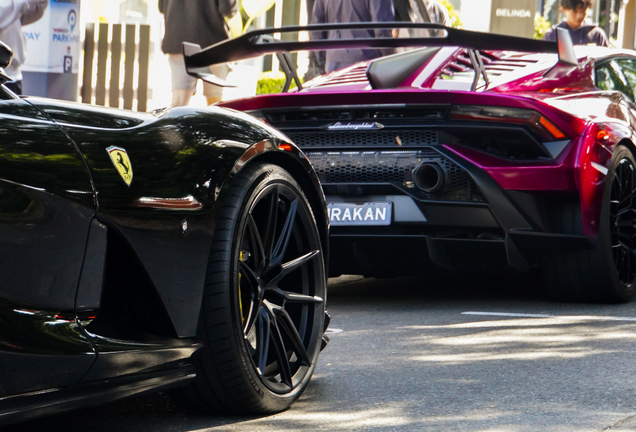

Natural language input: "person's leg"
[202,63,230,105]
[205,94,223,105]
[167,53,197,106]
[171,89,193,107]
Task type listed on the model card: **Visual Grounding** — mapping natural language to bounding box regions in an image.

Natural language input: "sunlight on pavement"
[405,315,636,330]
[185,405,524,431]
[408,323,636,344]
[188,406,411,431]
[398,316,636,364]
[412,347,611,363]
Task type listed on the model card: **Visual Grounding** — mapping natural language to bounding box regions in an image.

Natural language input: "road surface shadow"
[327,270,548,304]
[0,391,264,432]
[0,272,604,431]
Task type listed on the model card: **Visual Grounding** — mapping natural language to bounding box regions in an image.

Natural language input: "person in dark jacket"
[303,0,325,81]
[543,0,608,46]
[393,0,450,40]
[311,0,395,73]
[159,0,237,106]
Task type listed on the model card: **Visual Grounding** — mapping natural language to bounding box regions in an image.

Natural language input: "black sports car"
[0,42,329,425]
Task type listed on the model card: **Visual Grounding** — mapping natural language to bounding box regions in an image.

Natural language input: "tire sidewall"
[225,164,326,410]
[598,145,636,301]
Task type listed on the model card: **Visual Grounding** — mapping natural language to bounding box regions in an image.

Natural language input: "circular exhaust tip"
[413,163,446,193]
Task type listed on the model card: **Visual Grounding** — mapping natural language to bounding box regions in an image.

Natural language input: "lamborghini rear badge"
[106,146,133,186]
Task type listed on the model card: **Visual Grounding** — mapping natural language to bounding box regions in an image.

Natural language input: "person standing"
[304,0,325,81]
[542,0,608,46]
[159,0,238,106]
[0,0,48,95]
[311,0,395,73]
[394,0,451,27]
[393,0,451,39]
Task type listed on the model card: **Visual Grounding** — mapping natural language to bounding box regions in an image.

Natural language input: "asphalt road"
[6,273,636,431]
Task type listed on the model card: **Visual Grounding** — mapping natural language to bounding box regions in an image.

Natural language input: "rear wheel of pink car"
[543,145,636,302]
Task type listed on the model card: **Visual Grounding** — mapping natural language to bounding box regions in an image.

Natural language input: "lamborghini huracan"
[190,23,636,303]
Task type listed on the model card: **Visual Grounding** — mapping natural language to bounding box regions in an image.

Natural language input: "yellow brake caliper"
[238,250,251,328]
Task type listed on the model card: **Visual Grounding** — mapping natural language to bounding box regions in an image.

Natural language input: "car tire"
[176,162,327,414]
[543,145,636,303]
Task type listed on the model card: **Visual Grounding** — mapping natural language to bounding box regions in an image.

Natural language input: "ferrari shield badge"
[106,146,133,186]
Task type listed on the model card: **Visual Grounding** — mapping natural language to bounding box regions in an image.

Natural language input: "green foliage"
[256,75,285,95]
[256,71,299,95]
[439,0,462,29]
[534,14,552,40]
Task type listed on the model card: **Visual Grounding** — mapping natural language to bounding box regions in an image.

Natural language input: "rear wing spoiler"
[183,23,576,91]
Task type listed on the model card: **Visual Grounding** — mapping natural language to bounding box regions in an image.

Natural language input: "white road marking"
[462,311,636,322]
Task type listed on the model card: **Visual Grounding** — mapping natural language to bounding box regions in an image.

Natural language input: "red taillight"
[278,143,293,151]
[597,129,610,141]
[539,116,566,139]
[448,105,566,141]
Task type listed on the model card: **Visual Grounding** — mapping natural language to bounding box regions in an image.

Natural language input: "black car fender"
[214,138,330,275]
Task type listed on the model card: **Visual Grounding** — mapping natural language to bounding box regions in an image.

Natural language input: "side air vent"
[86,229,177,340]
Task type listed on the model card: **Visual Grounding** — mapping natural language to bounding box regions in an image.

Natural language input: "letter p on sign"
[64,56,72,73]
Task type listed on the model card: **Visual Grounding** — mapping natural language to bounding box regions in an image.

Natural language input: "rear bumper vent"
[306,149,484,202]
[286,129,439,147]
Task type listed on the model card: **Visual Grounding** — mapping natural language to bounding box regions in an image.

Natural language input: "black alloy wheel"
[543,145,636,302]
[609,154,636,285]
[236,171,323,394]
[178,162,327,414]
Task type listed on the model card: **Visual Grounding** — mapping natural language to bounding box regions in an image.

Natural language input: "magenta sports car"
[186,23,636,303]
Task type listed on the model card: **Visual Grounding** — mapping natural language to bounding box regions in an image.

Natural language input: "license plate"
[327,202,392,226]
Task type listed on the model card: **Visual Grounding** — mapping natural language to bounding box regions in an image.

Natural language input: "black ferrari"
[0,41,329,425]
